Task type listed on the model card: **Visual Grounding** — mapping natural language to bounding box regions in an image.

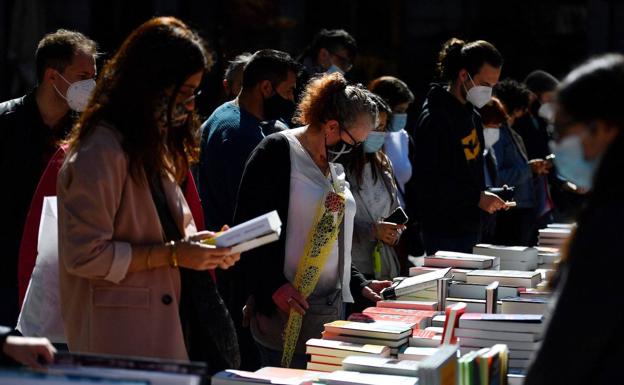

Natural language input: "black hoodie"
[411,84,485,237]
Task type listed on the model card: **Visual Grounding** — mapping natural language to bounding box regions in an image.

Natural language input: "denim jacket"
[492,124,535,208]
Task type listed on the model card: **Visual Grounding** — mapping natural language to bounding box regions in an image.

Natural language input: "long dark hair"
[67,17,211,183]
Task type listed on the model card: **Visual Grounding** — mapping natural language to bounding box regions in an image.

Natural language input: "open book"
[203,211,282,255]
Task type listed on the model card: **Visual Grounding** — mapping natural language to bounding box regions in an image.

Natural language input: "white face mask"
[465,73,492,108]
[326,64,345,75]
[53,72,96,112]
[483,127,500,147]
[538,102,555,123]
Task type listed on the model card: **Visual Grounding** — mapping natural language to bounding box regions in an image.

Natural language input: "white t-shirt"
[281,129,356,302]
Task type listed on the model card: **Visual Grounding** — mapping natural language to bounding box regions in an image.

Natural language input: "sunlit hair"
[67,16,212,183]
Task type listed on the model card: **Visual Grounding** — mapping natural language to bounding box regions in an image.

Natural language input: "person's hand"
[180,225,241,270]
[272,283,309,315]
[2,336,56,369]
[529,159,550,175]
[374,222,406,245]
[479,191,507,214]
[361,280,392,302]
[176,240,235,270]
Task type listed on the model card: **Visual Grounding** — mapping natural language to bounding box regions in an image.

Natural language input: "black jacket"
[233,133,369,317]
[411,84,485,237]
[525,133,624,385]
[0,91,72,324]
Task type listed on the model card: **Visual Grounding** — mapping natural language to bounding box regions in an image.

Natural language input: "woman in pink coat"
[56,17,240,367]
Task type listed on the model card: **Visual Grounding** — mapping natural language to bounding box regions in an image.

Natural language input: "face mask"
[553,134,598,190]
[326,64,345,75]
[389,113,408,132]
[363,131,386,153]
[326,134,356,162]
[538,102,555,123]
[156,94,190,131]
[53,72,96,112]
[264,88,295,122]
[464,73,492,108]
[483,127,500,147]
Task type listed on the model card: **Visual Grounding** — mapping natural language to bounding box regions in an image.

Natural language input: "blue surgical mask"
[553,134,598,190]
[363,131,386,153]
[389,113,408,132]
[326,64,345,75]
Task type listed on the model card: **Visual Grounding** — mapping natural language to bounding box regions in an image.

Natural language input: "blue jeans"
[255,342,308,369]
[422,231,479,255]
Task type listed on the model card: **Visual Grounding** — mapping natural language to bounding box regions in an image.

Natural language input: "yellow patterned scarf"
[281,174,346,367]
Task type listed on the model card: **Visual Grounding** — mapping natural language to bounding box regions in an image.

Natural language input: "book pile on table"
[538,224,573,250]
[472,245,538,271]
[458,344,509,385]
[380,268,452,304]
[307,319,414,372]
[456,314,544,372]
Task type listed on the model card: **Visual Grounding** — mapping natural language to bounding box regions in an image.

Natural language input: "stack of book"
[359,307,435,329]
[500,297,548,315]
[472,244,538,271]
[381,268,452,301]
[305,338,391,372]
[319,369,419,385]
[458,344,509,385]
[536,246,560,268]
[417,345,460,385]
[424,251,500,270]
[410,266,471,283]
[341,355,421,377]
[465,270,542,288]
[538,226,572,250]
[456,314,544,372]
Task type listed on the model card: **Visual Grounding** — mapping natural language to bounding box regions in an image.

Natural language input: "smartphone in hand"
[384,207,409,225]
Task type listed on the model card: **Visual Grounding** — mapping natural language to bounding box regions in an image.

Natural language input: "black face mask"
[263,91,295,123]
[325,136,356,163]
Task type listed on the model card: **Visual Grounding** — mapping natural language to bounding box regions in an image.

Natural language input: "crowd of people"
[0,15,622,385]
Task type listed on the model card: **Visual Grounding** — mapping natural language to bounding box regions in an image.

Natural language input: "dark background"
[2,0,624,119]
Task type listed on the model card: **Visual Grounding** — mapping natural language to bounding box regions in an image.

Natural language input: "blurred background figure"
[222,52,252,100]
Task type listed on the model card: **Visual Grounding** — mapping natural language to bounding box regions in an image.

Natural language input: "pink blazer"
[18,146,210,308]
[57,123,195,360]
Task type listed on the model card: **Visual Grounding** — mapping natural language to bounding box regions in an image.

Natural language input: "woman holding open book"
[57,17,240,370]
[525,54,624,384]
[234,73,391,369]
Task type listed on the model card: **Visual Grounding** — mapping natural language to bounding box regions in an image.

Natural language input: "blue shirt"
[492,125,535,208]
[197,101,286,230]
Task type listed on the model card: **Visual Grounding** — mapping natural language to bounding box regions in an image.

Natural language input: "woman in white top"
[234,73,391,368]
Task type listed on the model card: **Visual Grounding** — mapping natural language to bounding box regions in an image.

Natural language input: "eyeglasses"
[341,126,363,147]
[330,52,353,72]
[181,90,202,107]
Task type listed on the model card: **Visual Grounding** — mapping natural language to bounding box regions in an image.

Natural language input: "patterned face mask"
[155,93,190,132]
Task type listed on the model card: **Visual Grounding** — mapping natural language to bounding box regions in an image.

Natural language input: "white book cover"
[454,327,540,342]
[397,347,438,361]
[425,251,499,270]
[466,270,541,288]
[320,370,419,385]
[215,210,281,247]
[341,356,420,377]
[473,244,538,271]
[388,268,452,298]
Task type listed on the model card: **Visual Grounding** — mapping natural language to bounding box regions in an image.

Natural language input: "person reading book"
[525,54,624,385]
[234,73,391,369]
[56,17,240,370]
